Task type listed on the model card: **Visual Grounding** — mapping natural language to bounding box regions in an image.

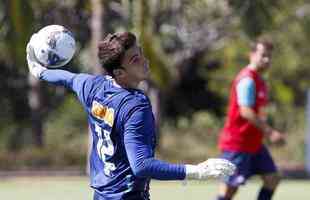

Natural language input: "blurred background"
[0,0,310,197]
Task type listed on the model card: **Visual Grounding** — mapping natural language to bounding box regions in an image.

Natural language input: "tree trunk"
[28,75,44,147]
[8,0,44,148]
[86,0,104,175]
[90,0,104,74]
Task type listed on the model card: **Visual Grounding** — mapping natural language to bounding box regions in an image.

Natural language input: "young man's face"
[250,43,272,71]
[120,43,150,83]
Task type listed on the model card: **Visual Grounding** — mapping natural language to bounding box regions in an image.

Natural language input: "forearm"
[131,157,235,181]
[40,69,76,88]
[240,106,272,135]
[131,157,186,180]
[125,142,235,181]
[126,144,236,180]
[125,141,186,180]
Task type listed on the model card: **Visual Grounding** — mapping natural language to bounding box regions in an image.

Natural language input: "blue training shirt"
[40,69,186,199]
[236,77,255,107]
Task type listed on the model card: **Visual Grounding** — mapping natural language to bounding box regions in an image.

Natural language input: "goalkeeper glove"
[185,158,236,180]
[26,34,47,78]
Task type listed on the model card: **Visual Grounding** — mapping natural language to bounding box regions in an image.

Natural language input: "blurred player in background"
[216,38,286,200]
[26,31,235,200]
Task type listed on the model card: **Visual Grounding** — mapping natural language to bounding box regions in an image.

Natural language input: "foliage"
[0,0,309,168]
[158,111,223,163]
[0,96,88,169]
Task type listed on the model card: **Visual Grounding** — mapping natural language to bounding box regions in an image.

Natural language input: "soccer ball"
[31,25,76,68]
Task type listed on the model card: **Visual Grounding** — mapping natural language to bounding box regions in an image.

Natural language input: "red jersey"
[219,67,268,153]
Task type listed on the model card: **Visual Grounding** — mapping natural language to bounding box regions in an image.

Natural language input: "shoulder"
[120,89,151,119]
[236,68,252,79]
[124,89,150,108]
[90,74,110,85]
[238,77,254,87]
[235,68,257,85]
[235,76,255,94]
[81,75,114,91]
[236,77,255,96]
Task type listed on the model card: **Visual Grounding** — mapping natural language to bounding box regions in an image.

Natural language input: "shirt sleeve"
[236,77,255,107]
[124,104,186,180]
[40,69,95,107]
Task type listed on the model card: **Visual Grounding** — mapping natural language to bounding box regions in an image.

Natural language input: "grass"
[0,176,309,200]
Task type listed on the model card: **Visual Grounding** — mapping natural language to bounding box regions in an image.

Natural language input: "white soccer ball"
[31,25,76,68]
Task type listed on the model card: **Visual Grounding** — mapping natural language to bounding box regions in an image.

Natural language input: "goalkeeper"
[26,31,235,200]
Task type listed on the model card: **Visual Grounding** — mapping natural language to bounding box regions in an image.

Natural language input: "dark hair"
[98,32,136,75]
[250,37,274,52]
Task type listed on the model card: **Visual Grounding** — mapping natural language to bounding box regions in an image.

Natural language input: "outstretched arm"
[26,36,95,107]
[124,105,235,180]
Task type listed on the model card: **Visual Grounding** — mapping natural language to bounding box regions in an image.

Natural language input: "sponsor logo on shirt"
[91,101,114,127]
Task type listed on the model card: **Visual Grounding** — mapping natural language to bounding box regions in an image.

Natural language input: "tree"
[3,0,42,149]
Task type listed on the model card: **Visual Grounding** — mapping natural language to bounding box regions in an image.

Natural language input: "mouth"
[264,62,270,67]
[260,60,270,67]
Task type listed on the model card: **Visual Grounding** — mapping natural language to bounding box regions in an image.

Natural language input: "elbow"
[131,159,152,178]
[131,164,148,178]
[132,168,147,178]
[239,106,252,120]
[240,111,248,120]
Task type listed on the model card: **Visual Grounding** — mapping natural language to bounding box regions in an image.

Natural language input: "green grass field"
[0,176,309,200]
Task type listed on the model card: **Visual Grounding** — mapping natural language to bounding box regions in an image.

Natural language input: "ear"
[113,68,125,77]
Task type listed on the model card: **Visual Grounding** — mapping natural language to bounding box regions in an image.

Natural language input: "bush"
[158,111,223,163]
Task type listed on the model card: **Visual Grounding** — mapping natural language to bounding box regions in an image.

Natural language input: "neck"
[247,63,263,73]
[247,63,257,70]
[114,77,140,89]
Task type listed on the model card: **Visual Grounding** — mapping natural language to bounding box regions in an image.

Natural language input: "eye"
[132,57,139,63]
[130,55,140,64]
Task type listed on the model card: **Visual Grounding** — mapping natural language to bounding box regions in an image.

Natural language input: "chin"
[138,75,148,83]
[259,65,269,71]
[141,76,149,81]
[144,71,150,79]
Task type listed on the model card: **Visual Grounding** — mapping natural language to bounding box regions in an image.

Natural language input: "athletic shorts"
[220,145,277,187]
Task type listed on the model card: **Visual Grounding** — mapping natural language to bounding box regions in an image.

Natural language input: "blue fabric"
[220,146,277,187]
[257,187,274,200]
[40,69,94,108]
[40,69,186,200]
[124,105,185,180]
[236,77,255,107]
[216,197,231,200]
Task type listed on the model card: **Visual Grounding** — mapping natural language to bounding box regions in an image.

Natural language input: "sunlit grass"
[0,176,309,200]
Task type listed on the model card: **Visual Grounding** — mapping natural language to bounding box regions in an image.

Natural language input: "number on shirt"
[95,123,116,176]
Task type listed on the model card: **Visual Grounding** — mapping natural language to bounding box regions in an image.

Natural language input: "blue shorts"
[220,145,277,187]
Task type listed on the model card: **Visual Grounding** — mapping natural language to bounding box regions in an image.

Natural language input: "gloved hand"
[26,33,47,78]
[186,158,236,180]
